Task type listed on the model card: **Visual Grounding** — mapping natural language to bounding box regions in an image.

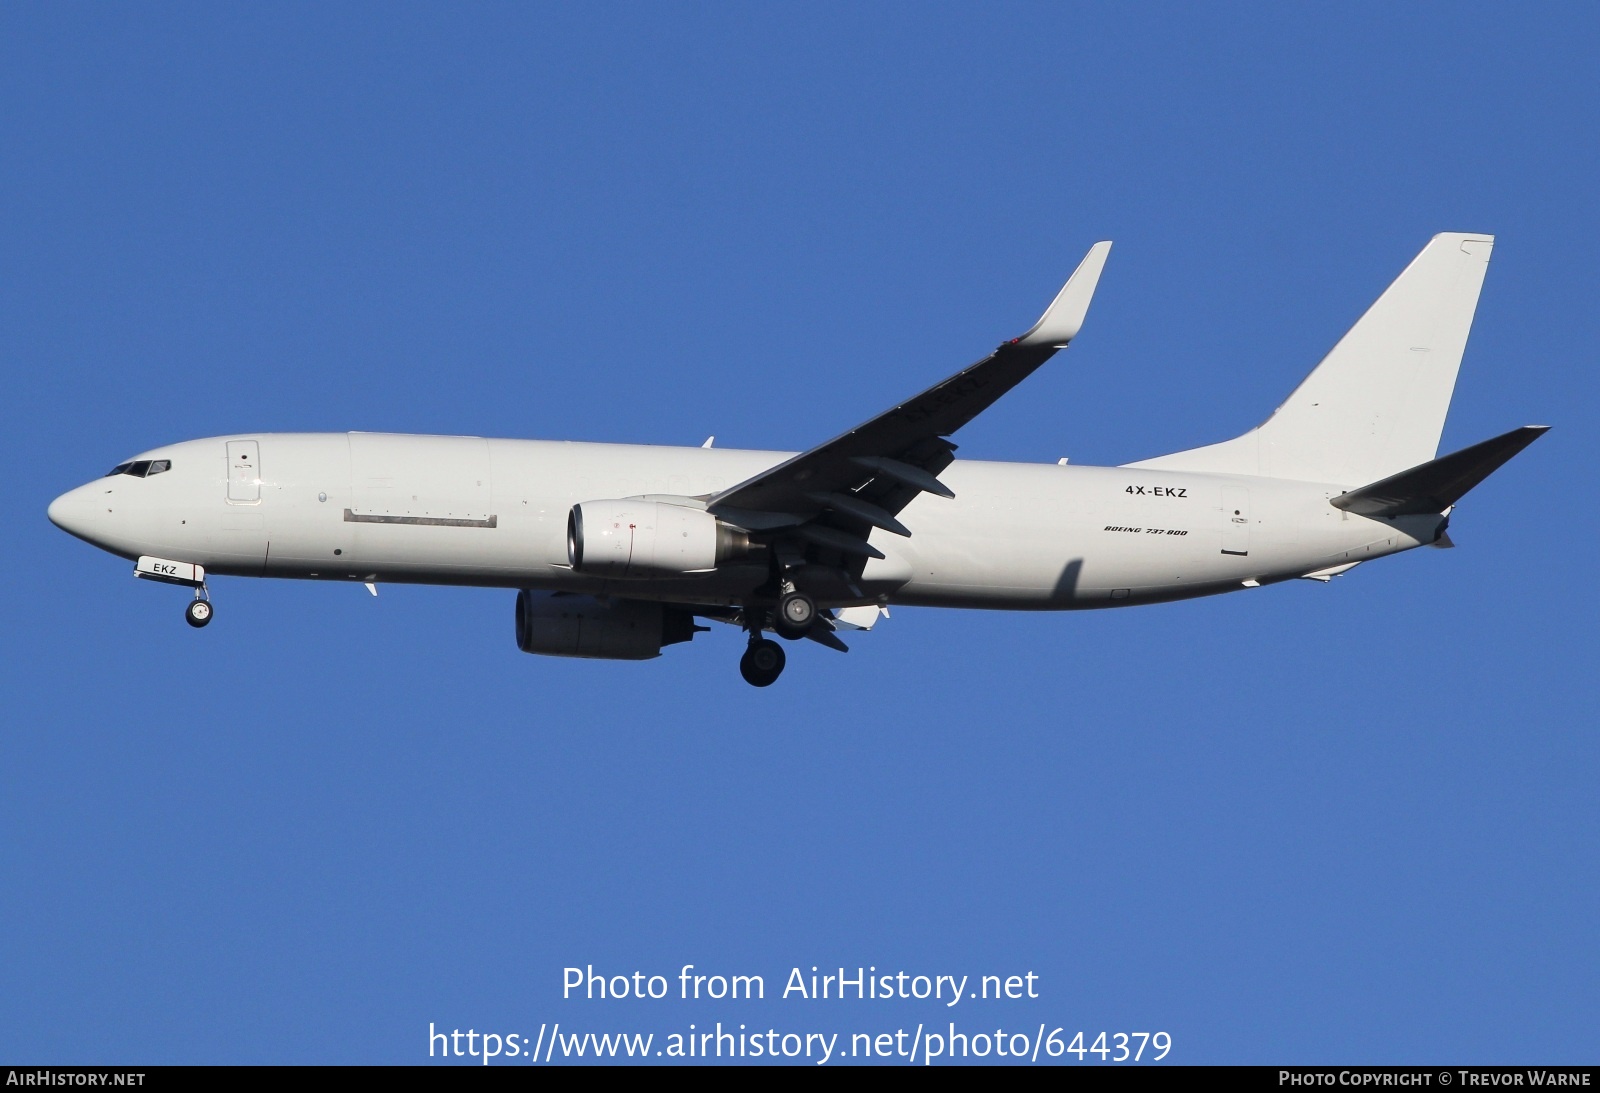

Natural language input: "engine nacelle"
[515,590,699,660]
[567,500,751,579]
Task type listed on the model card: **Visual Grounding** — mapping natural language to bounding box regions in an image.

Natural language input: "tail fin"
[1127,233,1495,486]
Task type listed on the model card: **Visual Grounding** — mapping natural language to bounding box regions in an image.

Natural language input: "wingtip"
[1016,240,1113,349]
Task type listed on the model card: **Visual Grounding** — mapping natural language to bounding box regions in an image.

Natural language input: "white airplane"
[49,233,1544,686]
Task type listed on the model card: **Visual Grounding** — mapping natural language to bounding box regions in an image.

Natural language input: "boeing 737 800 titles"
[48,234,1545,685]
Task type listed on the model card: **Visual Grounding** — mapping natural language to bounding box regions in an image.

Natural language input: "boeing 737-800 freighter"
[48,233,1544,686]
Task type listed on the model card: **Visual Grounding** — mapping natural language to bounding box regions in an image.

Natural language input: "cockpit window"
[104,459,172,478]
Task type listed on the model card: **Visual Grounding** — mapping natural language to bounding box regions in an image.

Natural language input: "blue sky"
[2,3,1595,1065]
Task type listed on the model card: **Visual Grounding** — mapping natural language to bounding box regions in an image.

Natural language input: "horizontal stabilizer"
[1330,425,1548,517]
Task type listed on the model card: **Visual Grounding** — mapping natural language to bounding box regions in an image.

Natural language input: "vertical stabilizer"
[1127,233,1494,486]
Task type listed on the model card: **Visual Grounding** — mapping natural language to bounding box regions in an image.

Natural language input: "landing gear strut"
[737,580,813,683]
[740,638,786,687]
[184,589,212,628]
[774,590,816,640]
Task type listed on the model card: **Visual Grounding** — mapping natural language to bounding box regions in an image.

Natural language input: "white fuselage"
[47,432,1442,609]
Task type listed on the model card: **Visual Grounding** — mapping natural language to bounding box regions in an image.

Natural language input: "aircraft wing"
[707,242,1111,547]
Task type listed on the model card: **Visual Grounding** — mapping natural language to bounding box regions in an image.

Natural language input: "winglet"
[1016,241,1112,348]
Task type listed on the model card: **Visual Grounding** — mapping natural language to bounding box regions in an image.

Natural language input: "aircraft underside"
[47,234,1545,686]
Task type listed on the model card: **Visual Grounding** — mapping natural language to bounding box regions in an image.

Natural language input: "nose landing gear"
[184,589,212,628]
[133,557,213,629]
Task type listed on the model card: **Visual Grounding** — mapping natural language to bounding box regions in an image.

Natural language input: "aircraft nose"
[48,489,75,530]
[48,484,102,542]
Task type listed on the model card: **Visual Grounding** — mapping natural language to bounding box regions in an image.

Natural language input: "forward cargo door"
[348,433,493,523]
[346,433,496,568]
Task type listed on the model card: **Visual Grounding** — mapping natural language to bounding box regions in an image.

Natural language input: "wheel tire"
[739,639,786,687]
[185,600,213,628]
[774,591,816,640]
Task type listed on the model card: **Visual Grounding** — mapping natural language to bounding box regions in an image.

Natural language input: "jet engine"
[514,590,701,660]
[567,500,751,578]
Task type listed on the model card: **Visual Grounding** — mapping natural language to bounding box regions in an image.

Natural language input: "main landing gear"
[735,579,826,686]
[739,637,786,687]
[738,603,789,687]
[773,590,817,640]
[184,589,213,628]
